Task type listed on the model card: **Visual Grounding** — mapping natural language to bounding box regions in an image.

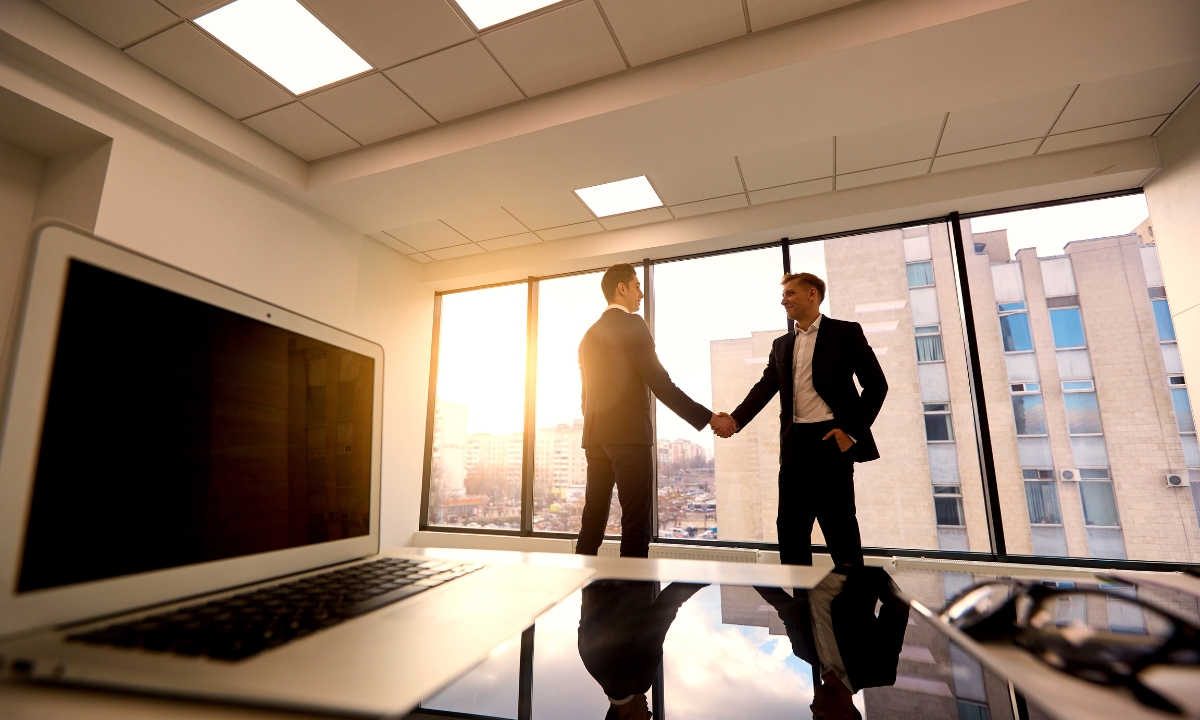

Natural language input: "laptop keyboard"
[67,558,481,661]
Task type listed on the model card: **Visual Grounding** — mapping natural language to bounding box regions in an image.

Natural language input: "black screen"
[16,260,374,593]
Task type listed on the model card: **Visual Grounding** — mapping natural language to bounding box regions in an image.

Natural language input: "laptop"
[0,224,593,716]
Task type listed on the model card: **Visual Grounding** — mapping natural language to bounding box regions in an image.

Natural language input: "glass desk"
[414,565,1200,720]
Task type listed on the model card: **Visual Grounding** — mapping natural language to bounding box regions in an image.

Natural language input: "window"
[1011,394,1047,436]
[1024,481,1063,524]
[1063,392,1103,435]
[933,485,964,526]
[1049,307,1087,348]
[1152,298,1176,341]
[915,333,944,362]
[999,312,1033,352]
[1172,388,1196,433]
[427,284,528,529]
[1080,481,1120,527]
[907,260,934,287]
[924,403,954,442]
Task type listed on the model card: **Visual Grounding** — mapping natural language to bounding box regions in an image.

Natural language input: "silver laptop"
[0,224,592,716]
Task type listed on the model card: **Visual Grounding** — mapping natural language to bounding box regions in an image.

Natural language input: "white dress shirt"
[606,303,631,313]
[792,315,835,423]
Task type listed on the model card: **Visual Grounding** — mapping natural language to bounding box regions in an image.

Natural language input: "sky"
[969,193,1149,257]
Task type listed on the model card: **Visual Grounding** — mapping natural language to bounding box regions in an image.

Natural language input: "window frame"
[419,187,1200,573]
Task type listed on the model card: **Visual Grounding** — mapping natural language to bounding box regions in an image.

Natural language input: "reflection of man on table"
[756,567,909,720]
[577,579,706,720]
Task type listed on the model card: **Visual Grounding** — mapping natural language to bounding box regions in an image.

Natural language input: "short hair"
[601,263,638,302]
[782,272,826,302]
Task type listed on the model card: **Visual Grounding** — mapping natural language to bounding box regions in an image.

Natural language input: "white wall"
[1146,95,1200,409]
[0,139,43,372]
[0,59,433,546]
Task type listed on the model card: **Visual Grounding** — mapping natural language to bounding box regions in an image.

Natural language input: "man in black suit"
[577,264,735,558]
[726,272,887,567]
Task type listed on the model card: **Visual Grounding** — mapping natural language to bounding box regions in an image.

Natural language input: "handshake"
[709,412,737,439]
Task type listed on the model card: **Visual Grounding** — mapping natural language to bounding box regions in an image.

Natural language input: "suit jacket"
[579,308,711,447]
[578,580,706,702]
[755,566,909,692]
[729,315,887,463]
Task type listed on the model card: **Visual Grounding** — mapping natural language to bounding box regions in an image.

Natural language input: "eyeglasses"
[940,581,1200,714]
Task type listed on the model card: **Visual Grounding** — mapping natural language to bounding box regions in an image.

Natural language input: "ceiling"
[22,0,1200,265]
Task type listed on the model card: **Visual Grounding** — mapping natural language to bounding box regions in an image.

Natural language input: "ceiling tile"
[836,159,928,190]
[126,23,292,119]
[931,139,1039,173]
[738,137,832,191]
[407,253,435,262]
[504,194,594,230]
[41,0,179,48]
[937,86,1075,155]
[745,0,863,32]
[243,103,359,160]
[649,157,743,205]
[441,207,529,241]
[836,114,944,174]
[747,177,832,204]
[426,243,485,260]
[478,233,541,251]
[597,0,745,66]
[157,0,226,17]
[303,0,474,70]
[598,207,673,230]
[385,41,524,122]
[367,230,418,254]
[482,1,626,96]
[383,221,467,251]
[536,221,605,240]
[1053,60,1200,134]
[670,193,747,218]
[303,74,434,145]
[1038,116,1167,155]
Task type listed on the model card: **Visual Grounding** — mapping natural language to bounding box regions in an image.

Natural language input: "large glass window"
[1152,298,1176,341]
[427,284,527,529]
[1049,307,1087,348]
[1064,392,1103,434]
[1011,394,1047,436]
[651,248,785,542]
[999,310,1033,352]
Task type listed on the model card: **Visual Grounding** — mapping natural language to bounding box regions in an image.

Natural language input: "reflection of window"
[1024,480,1062,524]
[933,485,964,526]
[1172,388,1196,433]
[924,403,954,441]
[1063,392,1103,435]
[906,261,934,288]
[1049,307,1086,348]
[1080,481,1120,527]
[1011,394,1047,435]
[1152,298,1175,341]
[998,309,1033,352]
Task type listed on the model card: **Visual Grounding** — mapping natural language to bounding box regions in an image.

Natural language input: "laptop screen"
[16,260,375,593]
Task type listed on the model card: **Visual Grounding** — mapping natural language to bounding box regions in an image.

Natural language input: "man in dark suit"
[726,272,887,567]
[577,264,735,558]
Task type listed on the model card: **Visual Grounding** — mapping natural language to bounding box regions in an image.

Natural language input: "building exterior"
[712,224,1200,562]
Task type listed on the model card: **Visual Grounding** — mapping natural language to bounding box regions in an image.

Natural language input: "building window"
[906,260,934,288]
[1063,391,1103,435]
[924,403,954,441]
[1172,388,1196,433]
[915,330,944,362]
[933,485,964,526]
[1049,306,1087,349]
[998,306,1033,352]
[1024,478,1063,525]
[1152,298,1176,342]
[1079,479,1120,527]
[1011,393,1047,436]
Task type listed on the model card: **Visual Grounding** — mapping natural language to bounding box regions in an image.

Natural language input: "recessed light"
[196,0,372,95]
[454,0,561,30]
[574,176,663,218]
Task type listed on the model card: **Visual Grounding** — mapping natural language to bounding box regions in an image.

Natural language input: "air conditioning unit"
[1059,468,1080,482]
[1166,473,1190,488]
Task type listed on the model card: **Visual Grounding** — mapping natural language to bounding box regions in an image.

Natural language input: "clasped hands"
[709,412,737,438]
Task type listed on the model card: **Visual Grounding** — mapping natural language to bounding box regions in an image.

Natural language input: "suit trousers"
[777,420,864,567]
[576,444,654,558]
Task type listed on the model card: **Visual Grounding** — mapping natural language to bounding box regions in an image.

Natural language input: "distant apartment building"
[431,401,468,497]
[712,225,1200,562]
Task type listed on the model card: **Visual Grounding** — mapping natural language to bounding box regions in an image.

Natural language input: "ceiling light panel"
[196,0,372,95]
[455,0,561,30]
[574,176,663,217]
